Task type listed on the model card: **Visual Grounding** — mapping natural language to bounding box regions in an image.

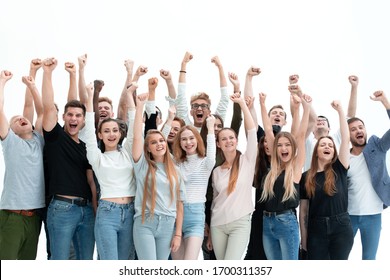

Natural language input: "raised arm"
[0,70,13,139]
[259,92,275,152]
[370,90,390,110]
[21,76,43,135]
[244,66,261,130]
[65,62,77,102]
[77,54,88,105]
[160,69,176,100]
[230,92,255,132]
[331,100,349,169]
[346,75,359,118]
[42,58,59,132]
[175,52,193,125]
[294,94,312,181]
[144,77,159,136]
[132,92,149,163]
[117,59,134,121]
[23,59,42,124]
[212,56,229,122]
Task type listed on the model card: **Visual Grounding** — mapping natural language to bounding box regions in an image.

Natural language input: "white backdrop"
[1,0,390,264]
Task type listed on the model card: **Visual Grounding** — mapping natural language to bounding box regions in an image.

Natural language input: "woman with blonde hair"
[259,92,311,260]
[131,92,185,260]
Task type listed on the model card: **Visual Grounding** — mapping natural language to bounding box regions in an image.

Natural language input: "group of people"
[0,52,389,261]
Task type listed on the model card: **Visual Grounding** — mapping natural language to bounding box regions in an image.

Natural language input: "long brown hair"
[142,130,180,223]
[260,132,297,202]
[305,136,338,198]
[217,128,241,195]
[172,125,205,163]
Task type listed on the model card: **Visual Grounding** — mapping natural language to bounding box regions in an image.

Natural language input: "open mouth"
[274,117,280,124]
[100,112,108,119]
[21,121,28,126]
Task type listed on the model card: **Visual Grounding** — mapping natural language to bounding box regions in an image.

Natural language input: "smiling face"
[62,107,85,139]
[167,120,182,144]
[276,136,293,164]
[217,128,237,153]
[316,137,335,162]
[98,101,114,122]
[9,115,33,137]
[190,98,211,127]
[268,106,287,127]
[348,119,367,147]
[179,129,198,155]
[98,120,121,152]
[146,132,167,162]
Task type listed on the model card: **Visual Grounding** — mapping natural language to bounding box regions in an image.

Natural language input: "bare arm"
[259,92,275,152]
[117,59,134,121]
[244,66,261,130]
[42,58,59,132]
[132,92,149,163]
[347,75,359,118]
[331,100,349,168]
[160,69,176,99]
[22,76,43,135]
[65,62,77,102]
[77,54,88,105]
[294,94,312,181]
[23,59,42,124]
[0,70,13,139]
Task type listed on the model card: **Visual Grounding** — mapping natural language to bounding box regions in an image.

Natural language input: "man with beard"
[347,90,390,260]
[301,75,359,171]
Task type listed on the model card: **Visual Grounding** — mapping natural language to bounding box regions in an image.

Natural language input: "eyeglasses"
[191,103,210,110]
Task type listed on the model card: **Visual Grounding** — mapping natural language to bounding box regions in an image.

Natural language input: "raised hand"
[348,75,359,87]
[64,62,76,75]
[21,76,36,88]
[42,57,58,72]
[0,70,13,82]
[288,84,303,97]
[148,77,159,91]
[289,74,299,85]
[124,59,134,73]
[211,56,221,67]
[228,72,240,90]
[370,90,386,102]
[182,51,193,64]
[160,69,172,81]
[78,54,87,70]
[247,66,261,76]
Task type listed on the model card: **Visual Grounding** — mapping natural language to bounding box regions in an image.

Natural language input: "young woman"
[131,92,185,260]
[207,92,257,260]
[299,100,353,260]
[259,92,311,260]
[84,83,136,260]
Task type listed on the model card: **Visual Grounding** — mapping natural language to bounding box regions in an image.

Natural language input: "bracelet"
[174,234,182,237]
[179,70,186,73]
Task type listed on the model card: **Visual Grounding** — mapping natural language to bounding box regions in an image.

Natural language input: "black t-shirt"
[263,171,300,212]
[43,123,92,200]
[300,158,348,218]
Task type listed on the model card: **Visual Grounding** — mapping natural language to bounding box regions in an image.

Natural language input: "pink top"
[211,128,257,226]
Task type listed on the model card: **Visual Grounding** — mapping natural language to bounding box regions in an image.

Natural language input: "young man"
[347,90,390,260]
[174,52,229,131]
[41,57,97,260]
[0,68,45,259]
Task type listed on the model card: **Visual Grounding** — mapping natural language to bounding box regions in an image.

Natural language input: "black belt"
[263,209,293,217]
[53,195,89,207]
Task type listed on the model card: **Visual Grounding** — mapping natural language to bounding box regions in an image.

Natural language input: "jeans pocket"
[276,213,294,224]
[52,201,72,212]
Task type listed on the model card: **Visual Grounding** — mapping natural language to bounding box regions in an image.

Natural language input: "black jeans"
[307,212,354,260]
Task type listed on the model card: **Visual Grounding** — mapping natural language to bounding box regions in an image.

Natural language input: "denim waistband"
[310,212,349,221]
[98,199,134,209]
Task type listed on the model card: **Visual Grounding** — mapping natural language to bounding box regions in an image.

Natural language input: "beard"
[350,137,367,147]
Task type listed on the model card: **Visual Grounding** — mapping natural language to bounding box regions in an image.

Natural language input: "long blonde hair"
[260,132,298,202]
[142,130,180,223]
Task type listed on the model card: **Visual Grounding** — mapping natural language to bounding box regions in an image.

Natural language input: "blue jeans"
[133,214,175,260]
[95,200,135,260]
[182,203,205,238]
[350,214,381,260]
[47,198,95,260]
[263,210,299,260]
[307,212,354,260]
